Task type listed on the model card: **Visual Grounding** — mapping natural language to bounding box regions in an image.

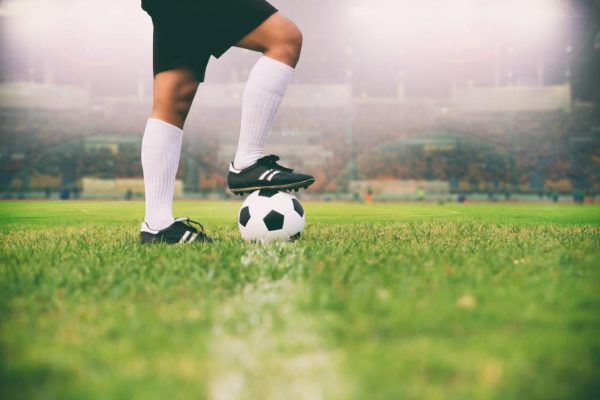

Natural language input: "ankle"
[233,156,260,171]
[145,217,174,231]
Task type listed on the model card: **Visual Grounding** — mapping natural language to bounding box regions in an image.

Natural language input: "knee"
[173,81,199,114]
[285,22,303,55]
[269,20,303,66]
[154,80,198,118]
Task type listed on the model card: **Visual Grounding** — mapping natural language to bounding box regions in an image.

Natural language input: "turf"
[0,201,599,399]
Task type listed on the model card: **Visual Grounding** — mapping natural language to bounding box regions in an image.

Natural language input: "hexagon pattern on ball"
[238,190,305,242]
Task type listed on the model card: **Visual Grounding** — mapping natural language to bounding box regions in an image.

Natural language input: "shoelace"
[179,218,208,238]
[257,155,293,172]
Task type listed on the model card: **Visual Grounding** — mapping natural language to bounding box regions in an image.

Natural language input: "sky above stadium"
[0,0,596,100]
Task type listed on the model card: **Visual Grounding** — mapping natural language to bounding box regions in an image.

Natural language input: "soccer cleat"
[140,217,213,244]
[227,155,315,195]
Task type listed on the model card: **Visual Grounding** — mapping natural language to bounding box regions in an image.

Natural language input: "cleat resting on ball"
[228,155,314,195]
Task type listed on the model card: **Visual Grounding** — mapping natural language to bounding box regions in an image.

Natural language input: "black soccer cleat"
[227,155,315,195]
[140,217,213,244]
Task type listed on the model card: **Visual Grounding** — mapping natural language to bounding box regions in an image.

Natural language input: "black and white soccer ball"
[238,190,305,242]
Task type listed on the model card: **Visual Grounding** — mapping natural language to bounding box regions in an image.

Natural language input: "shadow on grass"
[0,345,75,400]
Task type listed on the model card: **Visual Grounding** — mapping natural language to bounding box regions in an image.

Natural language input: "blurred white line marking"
[209,245,349,400]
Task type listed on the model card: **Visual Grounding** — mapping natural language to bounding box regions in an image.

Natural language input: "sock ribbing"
[233,56,295,170]
[141,118,183,230]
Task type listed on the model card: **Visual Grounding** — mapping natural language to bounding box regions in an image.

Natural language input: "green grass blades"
[0,201,599,399]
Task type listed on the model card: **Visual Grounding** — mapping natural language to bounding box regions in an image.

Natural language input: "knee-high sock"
[233,56,294,170]
[141,118,183,230]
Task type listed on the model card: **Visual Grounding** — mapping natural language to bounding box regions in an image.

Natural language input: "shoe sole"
[229,178,315,196]
[140,232,213,245]
[140,237,213,245]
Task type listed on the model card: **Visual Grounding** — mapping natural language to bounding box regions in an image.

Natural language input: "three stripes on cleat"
[258,169,281,182]
[178,230,199,244]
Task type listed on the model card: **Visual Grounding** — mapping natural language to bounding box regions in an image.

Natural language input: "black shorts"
[145,0,277,81]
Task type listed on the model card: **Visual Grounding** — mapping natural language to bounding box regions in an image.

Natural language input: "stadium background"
[0,0,598,202]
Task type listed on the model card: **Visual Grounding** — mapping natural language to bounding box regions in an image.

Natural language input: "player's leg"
[227,13,314,194]
[142,68,198,234]
[139,3,214,244]
[233,13,300,170]
[140,71,212,245]
[140,69,211,243]
[141,71,211,242]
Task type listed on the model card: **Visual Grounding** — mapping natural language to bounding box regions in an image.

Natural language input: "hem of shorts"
[211,8,278,59]
[153,58,207,82]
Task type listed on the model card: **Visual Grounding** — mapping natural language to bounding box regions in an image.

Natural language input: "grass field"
[1,201,599,399]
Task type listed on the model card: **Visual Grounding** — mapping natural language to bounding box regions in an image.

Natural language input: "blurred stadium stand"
[0,0,598,201]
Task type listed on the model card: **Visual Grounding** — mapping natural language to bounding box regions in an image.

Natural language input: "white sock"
[233,56,295,170]
[141,118,183,230]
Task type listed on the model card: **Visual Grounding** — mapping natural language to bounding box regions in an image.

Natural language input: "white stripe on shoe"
[178,231,191,244]
[189,233,198,243]
[266,170,280,181]
[258,170,273,180]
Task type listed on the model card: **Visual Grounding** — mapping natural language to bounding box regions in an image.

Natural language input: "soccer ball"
[238,190,305,242]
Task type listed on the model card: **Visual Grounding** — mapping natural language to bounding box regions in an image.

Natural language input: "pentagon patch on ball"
[239,206,251,227]
[263,210,285,231]
[292,198,304,217]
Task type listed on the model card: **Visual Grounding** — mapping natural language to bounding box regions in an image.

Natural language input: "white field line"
[209,245,349,400]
